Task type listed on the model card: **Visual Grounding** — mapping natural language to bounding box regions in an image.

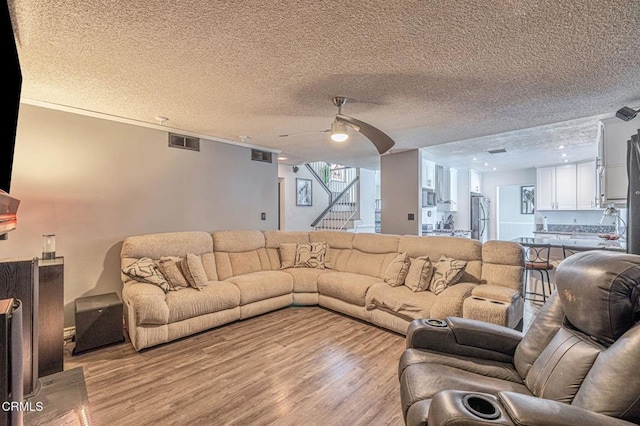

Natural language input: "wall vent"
[169,133,200,151]
[251,149,272,163]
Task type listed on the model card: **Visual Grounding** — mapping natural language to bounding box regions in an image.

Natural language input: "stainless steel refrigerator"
[471,194,490,242]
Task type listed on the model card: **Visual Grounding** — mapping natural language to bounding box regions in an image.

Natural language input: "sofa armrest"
[406,316,522,363]
[122,281,169,325]
[471,284,520,303]
[496,391,636,426]
[423,390,635,426]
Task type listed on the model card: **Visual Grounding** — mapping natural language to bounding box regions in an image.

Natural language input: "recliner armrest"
[424,390,635,426]
[406,317,522,363]
[497,391,637,426]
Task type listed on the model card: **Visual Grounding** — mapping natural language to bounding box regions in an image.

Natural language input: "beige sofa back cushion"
[263,231,310,270]
[310,230,355,270]
[481,240,525,291]
[398,235,483,283]
[212,230,271,280]
[121,231,218,283]
[339,233,401,278]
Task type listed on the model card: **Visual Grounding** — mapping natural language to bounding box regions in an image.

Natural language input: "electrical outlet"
[408,213,415,221]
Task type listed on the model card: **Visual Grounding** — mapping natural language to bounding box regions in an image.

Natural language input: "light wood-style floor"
[65,307,408,426]
[64,302,543,426]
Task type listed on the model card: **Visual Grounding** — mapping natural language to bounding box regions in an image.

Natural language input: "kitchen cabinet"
[576,160,597,210]
[436,166,457,212]
[469,169,482,193]
[536,164,577,210]
[422,160,436,189]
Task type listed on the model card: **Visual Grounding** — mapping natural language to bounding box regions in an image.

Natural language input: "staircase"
[305,162,360,231]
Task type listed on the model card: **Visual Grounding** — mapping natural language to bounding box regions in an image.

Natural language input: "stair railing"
[311,176,360,229]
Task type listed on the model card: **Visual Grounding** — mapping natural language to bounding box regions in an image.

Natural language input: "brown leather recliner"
[398,250,640,425]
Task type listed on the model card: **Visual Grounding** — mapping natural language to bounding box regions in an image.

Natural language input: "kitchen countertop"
[513,237,626,252]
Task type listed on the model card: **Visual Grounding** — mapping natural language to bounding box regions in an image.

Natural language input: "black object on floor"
[73,293,124,354]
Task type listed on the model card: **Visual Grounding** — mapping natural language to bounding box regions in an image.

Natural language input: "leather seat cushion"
[400,362,532,417]
[399,348,523,383]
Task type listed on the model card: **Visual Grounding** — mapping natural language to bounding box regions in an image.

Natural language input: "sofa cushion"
[383,252,410,287]
[365,282,437,320]
[430,256,467,295]
[157,257,189,289]
[317,272,383,306]
[283,267,328,293]
[405,256,433,292]
[398,235,482,283]
[181,253,209,289]
[225,271,294,305]
[212,230,272,280]
[310,230,354,270]
[122,257,172,293]
[278,243,297,269]
[263,231,310,270]
[166,281,241,323]
[481,241,525,291]
[294,242,328,269]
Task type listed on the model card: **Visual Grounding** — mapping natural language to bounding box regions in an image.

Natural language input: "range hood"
[435,165,456,206]
[0,191,20,239]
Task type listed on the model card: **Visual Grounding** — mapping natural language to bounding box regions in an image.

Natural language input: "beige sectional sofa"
[121,230,524,351]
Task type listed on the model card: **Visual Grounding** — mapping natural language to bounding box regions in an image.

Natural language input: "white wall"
[1,104,278,325]
[482,168,536,240]
[277,164,329,231]
[455,168,471,230]
[356,168,377,231]
[497,185,535,240]
[381,149,420,235]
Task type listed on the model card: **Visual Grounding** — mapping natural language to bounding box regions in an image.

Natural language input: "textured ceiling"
[9,0,640,170]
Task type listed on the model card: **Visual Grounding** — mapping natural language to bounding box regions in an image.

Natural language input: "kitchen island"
[512,237,625,253]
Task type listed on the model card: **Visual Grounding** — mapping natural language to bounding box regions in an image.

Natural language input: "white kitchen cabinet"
[469,169,482,193]
[536,164,577,210]
[449,168,458,212]
[576,160,597,210]
[422,160,436,189]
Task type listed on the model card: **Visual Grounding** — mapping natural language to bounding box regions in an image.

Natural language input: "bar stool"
[524,243,554,303]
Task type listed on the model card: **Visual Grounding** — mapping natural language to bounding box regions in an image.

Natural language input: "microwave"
[422,189,436,207]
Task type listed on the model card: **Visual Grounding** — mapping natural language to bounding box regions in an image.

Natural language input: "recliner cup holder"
[462,394,500,420]
[424,319,447,327]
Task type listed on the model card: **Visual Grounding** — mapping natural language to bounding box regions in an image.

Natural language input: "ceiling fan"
[279,96,395,155]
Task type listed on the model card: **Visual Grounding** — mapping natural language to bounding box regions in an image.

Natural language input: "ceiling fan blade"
[336,114,395,155]
[279,129,329,137]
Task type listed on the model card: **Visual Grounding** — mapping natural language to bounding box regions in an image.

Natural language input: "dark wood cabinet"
[38,258,64,377]
[0,257,38,395]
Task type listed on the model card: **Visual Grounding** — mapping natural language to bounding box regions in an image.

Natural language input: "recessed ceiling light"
[277,156,288,161]
[493,167,497,171]
[484,162,489,166]
[561,153,567,157]
[564,159,569,162]
[472,157,477,161]
[559,145,565,149]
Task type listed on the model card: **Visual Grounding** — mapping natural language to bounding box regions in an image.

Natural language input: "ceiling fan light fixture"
[330,120,349,142]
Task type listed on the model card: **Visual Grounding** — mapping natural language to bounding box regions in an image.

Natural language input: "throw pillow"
[181,253,209,290]
[279,243,297,269]
[294,242,327,269]
[405,256,433,292]
[122,257,172,293]
[429,255,467,295]
[157,257,189,289]
[383,252,410,287]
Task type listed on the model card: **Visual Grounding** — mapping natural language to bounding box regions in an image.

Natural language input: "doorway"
[278,178,285,230]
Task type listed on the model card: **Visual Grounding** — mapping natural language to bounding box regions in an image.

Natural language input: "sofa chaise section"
[121,231,241,351]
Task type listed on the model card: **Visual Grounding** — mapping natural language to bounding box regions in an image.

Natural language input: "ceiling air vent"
[169,133,200,151]
[251,149,272,163]
[488,148,507,154]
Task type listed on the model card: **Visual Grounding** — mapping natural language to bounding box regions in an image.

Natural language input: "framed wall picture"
[296,178,312,206]
[521,185,535,214]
